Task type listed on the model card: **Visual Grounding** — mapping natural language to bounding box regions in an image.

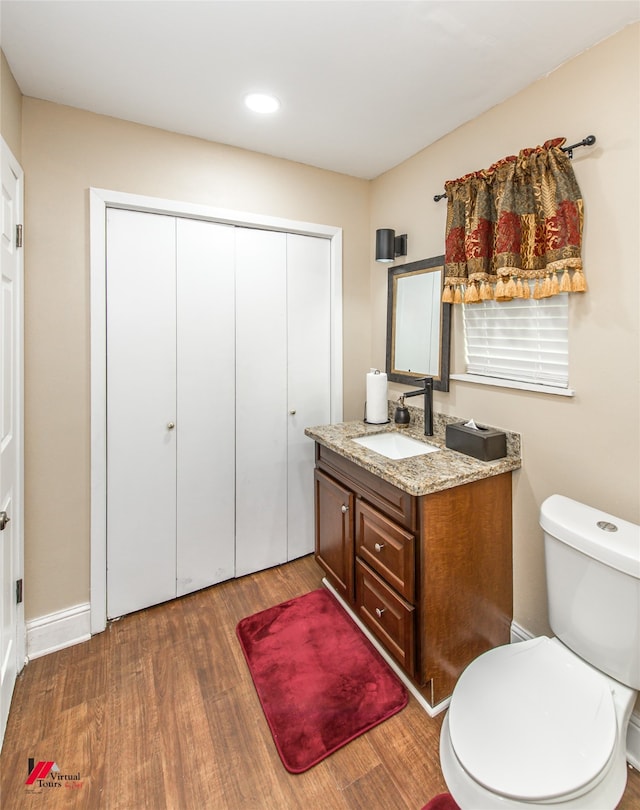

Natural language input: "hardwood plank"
[200,681,294,808]
[366,702,448,808]
[324,734,382,791]
[1,554,639,809]
[340,761,410,810]
[188,602,246,701]
[60,636,107,711]
[154,645,221,808]
[101,654,166,809]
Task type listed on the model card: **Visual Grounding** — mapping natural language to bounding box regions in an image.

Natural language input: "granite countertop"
[305,405,521,497]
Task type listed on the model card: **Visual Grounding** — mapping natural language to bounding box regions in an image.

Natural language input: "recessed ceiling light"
[244,93,280,114]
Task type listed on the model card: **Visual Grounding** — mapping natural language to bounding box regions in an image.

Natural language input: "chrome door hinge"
[16,224,23,248]
[16,578,23,604]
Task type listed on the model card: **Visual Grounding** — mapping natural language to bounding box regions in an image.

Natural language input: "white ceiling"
[1,1,638,179]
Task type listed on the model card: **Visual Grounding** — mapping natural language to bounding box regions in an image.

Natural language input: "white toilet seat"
[448,637,617,802]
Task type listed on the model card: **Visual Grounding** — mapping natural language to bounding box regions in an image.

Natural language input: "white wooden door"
[107,212,237,616]
[106,209,178,618]
[235,230,332,575]
[235,228,288,576]
[0,140,23,747]
[286,234,331,561]
[176,218,235,596]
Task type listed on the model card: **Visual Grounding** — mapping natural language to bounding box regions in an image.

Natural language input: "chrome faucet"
[403,377,434,436]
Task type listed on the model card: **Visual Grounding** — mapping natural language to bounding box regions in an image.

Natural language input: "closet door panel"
[235,228,288,576]
[286,234,332,560]
[176,218,236,596]
[106,209,177,618]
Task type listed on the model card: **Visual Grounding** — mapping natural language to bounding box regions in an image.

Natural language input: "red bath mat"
[236,588,408,773]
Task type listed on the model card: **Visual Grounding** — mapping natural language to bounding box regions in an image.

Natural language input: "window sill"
[450,373,575,397]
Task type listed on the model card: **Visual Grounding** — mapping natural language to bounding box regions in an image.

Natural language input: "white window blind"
[462,287,569,388]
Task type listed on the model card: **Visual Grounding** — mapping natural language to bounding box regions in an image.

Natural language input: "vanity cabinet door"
[314,470,355,603]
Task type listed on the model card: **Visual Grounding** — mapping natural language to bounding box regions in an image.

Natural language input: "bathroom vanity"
[305,412,521,710]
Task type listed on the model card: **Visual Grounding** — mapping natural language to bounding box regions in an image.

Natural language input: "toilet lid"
[448,637,617,801]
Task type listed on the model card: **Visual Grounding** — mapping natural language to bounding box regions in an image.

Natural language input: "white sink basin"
[351,432,439,460]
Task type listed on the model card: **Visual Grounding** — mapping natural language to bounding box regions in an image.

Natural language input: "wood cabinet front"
[313,442,513,708]
[314,469,354,603]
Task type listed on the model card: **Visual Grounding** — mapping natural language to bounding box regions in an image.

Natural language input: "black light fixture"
[375,228,407,263]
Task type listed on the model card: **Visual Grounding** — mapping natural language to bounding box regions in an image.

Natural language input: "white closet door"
[106,209,177,618]
[106,212,334,613]
[176,218,235,595]
[235,228,287,576]
[286,234,331,560]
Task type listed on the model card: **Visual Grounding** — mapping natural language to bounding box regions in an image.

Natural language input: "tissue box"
[445,422,507,461]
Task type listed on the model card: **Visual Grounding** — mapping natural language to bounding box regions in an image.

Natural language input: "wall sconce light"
[375,229,408,263]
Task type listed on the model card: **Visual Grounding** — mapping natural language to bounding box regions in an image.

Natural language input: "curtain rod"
[433,135,596,202]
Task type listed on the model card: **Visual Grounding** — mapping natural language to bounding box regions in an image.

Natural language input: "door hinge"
[16,578,23,604]
[16,224,23,248]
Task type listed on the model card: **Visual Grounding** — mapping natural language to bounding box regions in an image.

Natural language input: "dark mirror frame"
[385,254,451,392]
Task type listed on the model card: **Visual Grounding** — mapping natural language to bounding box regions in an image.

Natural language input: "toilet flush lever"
[0,511,9,531]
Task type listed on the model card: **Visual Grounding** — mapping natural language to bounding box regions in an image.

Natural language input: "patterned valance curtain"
[442,138,586,304]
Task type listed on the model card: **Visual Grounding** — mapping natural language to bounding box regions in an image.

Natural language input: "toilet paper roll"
[365,369,388,424]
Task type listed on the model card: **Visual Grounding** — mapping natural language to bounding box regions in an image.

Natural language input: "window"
[460,282,570,391]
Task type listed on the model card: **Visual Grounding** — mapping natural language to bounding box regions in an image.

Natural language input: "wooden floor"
[1,555,639,810]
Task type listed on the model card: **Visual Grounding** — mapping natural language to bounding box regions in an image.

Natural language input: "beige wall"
[21,99,370,618]
[0,49,22,159]
[371,24,640,636]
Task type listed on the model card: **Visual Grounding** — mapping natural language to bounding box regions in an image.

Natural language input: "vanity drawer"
[316,445,415,529]
[356,500,415,602]
[356,559,415,676]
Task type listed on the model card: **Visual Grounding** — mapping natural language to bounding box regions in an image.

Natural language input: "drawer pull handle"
[374,542,385,553]
[375,607,385,618]
[341,504,349,514]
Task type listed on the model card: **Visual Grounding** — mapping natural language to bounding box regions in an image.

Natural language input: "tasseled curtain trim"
[443,138,586,304]
[442,267,586,304]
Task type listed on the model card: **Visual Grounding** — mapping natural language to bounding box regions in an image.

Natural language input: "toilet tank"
[540,495,640,690]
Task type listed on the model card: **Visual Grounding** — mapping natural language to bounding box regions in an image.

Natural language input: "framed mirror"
[386,254,451,392]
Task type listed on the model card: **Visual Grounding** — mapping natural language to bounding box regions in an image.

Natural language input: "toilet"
[440,494,640,809]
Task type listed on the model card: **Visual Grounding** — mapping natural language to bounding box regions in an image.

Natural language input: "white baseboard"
[510,620,533,644]
[511,620,640,770]
[26,603,91,661]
